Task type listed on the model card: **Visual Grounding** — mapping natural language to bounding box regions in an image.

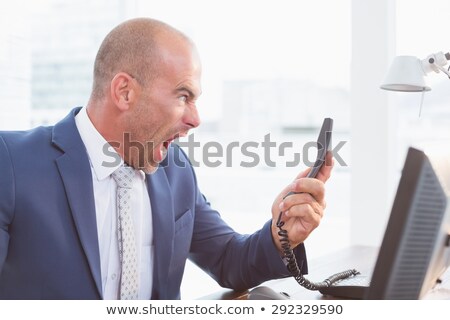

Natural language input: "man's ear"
[110,72,139,111]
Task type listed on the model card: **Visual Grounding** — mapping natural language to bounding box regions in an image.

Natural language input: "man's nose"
[184,104,201,128]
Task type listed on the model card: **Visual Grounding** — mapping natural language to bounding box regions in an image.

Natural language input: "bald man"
[0,18,332,299]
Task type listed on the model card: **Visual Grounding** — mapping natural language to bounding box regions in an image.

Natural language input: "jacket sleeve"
[185,150,308,291]
[0,136,15,274]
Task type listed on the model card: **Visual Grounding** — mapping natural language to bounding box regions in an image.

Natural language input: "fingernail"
[279,202,284,210]
[284,210,290,217]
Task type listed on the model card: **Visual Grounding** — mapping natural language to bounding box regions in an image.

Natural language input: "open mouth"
[162,140,171,150]
[156,132,189,163]
[162,133,178,150]
[158,133,181,162]
[163,132,186,148]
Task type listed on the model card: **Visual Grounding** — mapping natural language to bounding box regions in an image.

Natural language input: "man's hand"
[271,152,333,253]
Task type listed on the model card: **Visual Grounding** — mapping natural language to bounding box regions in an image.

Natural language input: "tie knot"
[112,166,135,188]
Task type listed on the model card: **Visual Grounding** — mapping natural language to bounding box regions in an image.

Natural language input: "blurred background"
[1,0,449,298]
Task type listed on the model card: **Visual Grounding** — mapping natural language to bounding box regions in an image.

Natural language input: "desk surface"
[200,245,450,300]
[200,245,378,300]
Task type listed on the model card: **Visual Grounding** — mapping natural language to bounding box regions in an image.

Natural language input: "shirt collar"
[74,107,123,181]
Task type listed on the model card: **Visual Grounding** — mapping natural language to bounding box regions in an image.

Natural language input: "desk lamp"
[380,51,450,92]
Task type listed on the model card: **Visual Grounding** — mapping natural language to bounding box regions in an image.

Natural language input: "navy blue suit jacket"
[0,108,307,299]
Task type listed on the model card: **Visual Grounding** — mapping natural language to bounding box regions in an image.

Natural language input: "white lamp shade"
[380,56,431,92]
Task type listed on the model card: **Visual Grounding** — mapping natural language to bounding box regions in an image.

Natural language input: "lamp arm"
[432,63,450,78]
[423,52,450,77]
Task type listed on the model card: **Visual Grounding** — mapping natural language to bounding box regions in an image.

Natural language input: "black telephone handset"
[275,118,359,292]
[280,118,333,206]
[306,117,333,179]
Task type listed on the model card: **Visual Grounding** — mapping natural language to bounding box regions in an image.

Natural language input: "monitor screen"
[366,147,450,299]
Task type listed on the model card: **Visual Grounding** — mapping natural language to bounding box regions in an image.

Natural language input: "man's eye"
[179,95,188,102]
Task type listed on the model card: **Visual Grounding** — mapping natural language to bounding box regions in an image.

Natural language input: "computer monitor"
[366,147,450,299]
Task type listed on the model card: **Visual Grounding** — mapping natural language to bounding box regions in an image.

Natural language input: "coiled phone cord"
[276,209,359,290]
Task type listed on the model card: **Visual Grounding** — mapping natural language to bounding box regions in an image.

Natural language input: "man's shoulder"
[0,126,53,148]
[0,107,80,151]
[0,126,57,175]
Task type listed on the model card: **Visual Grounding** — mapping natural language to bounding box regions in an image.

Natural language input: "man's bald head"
[91,18,191,100]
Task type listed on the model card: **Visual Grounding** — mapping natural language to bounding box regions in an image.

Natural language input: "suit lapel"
[52,108,103,298]
[147,167,175,299]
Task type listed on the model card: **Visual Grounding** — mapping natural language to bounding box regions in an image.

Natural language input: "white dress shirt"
[75,107,153,299]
